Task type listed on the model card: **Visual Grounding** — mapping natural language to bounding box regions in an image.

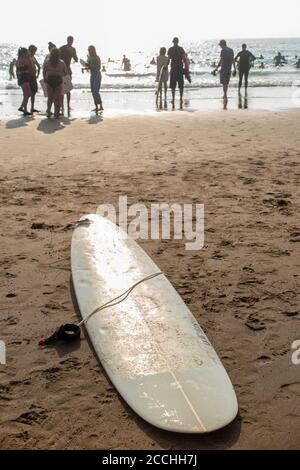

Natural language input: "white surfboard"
[71,214,238,433]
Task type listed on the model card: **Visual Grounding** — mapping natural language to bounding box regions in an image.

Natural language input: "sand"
[0,110,300,450]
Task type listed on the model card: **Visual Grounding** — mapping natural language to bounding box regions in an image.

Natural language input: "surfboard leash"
[38,272,163,346]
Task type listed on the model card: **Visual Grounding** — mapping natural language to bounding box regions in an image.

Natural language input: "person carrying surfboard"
[59,36,78,115]
[156,47,169,109]
[167,37,187,110]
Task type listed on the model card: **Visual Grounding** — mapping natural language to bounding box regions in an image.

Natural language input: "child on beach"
[156,47,169,109]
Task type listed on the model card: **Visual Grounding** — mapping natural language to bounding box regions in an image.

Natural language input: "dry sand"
[0,110,300,450]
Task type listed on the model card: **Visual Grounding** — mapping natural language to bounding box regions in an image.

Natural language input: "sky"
[1,0,300,56]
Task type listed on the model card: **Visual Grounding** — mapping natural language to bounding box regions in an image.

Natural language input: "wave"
[1,82,298,93]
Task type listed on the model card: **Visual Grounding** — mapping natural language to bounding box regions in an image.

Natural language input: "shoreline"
[0,86,299,119]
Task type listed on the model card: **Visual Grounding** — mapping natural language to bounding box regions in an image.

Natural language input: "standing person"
[122,55,130,71]
[28,45,41,113]
[156,47,169,109]
[213,40,236,103]
[16,48,33,116]
[43,48,68,119]
[235,44,256,92]
[43,42,56,66]
[84,46,103,114]
[9,59,16,80]
[167,37,186,110]
[274,52,284,67]
[59,36,78,114]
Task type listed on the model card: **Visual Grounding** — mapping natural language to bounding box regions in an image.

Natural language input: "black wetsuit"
[168,45,186,90]
[235,50,256,88]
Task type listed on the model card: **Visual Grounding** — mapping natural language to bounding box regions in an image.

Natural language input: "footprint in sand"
[14,408,48,425]
[245,313,266,331]
[255,355,273,365]
[6,293,17,298]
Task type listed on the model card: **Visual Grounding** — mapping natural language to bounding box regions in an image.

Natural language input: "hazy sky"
[1,0,300,55]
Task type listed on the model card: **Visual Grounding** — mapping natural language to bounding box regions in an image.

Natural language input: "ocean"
[0,37,299,117]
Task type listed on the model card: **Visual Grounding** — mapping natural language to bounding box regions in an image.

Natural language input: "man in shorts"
[213,40,236,102]
[59,36,78,114]
[167,37,186,110]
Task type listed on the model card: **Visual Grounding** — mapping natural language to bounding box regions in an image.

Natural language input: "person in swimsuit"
[84,45,103,114]
[16,48,34,116]
[59,36,78,114]
[167,37,186,110]
[156,47,169,109]
[43,48,68,118]
[235,44,256,92]
[28,45,41,113]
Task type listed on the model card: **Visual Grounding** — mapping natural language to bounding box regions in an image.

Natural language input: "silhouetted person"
[59,36,78,114]
[167,37,186,110]
[274,52,284,67]
[16,47,34,116]
[213,40,236,105]
[122,55,131,71]
[156,47,169,109]
[235,43,256,91]
[28,45,41,113]
[9,59,16,80]
[44,47,68,119]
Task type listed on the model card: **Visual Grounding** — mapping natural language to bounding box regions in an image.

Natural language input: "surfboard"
[71,214,238,433]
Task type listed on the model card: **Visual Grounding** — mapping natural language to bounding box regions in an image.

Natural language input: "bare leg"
[179,87,184,109]
[67,92,71,114]
[223,84,229,99]
[47,98,53,118]
[31,93,35,112]
[54,103,60,119]
[171,88,175,109]
[164,82,167,108]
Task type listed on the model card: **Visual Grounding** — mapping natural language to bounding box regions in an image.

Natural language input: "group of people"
[14,36,103,118]
[155,38,257,109]
[11,36,300,116]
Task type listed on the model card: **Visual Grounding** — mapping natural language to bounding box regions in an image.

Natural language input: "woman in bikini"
[43,48,68,119]
[16,47,34,116]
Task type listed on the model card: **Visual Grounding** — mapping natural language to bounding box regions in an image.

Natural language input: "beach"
[0,109,300,449]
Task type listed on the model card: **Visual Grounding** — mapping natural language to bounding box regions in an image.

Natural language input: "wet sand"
[0,110,300,449]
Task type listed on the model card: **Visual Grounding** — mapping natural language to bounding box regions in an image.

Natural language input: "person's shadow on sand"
[37,117,75,134]
[88,114,103,125]
[5,116,33,129]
